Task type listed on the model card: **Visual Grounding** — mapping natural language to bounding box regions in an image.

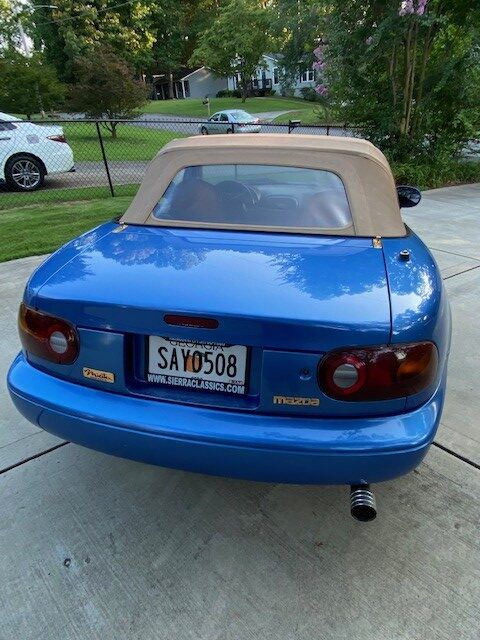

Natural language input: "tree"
[325,0,480,160]
[69,50,147,137]
[0,0,28,51]
[270,0,325,94]
[31,0,161,81]
[190,0,270,102]
[0,52,66,118]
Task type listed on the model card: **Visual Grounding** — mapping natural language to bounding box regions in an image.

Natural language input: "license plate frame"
[146,336,249,395]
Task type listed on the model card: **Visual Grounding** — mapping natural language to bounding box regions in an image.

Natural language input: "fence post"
[95,121,115,197]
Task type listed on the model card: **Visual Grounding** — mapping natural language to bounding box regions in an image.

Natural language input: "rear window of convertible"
[152,164,352,230]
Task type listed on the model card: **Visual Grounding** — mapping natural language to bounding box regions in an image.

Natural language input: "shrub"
[300,87,320,102]
[216,89,242,98]
[258,88,275,96]
[281,86,295,98]
[391,159,480,190]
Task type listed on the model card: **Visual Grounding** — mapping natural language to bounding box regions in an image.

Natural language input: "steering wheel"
[215,180,257,209]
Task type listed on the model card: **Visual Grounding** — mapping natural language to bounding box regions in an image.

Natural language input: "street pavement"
[1,184,479,639]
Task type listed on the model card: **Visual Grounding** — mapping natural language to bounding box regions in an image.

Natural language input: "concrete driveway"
[1,184,479,639]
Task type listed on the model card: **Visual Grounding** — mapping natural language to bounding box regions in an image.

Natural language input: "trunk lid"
[34,225,391,351]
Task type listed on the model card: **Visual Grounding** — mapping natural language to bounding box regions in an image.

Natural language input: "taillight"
[18,302,79,364]
[318,342,438,401]
[47,134,67,143]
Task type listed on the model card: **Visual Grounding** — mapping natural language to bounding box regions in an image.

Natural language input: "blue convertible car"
[8,134,451,520]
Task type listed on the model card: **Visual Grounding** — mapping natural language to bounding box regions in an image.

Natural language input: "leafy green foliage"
[269,0,324,92]
[190,0,270,101]
[0,52,66,118]
[30,0,229,82]
[391,159,480,190]
[326,0,480,161]
[0,0,27,50]
[31,0,161,80]
[69,50,147,137]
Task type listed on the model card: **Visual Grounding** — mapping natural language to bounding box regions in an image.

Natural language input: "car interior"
[153,165,352,230]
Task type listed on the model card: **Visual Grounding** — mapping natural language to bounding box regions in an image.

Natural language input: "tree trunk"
[389,43,398,112]
[168,72,174,100]
[111,122,117,138]
[404,22,419,138]
[411,24,435,137]
[400,22,414,135]
[240,72,248,102]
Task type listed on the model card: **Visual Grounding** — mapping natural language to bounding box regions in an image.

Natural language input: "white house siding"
[187,68,228,98]
[227,55,317,97]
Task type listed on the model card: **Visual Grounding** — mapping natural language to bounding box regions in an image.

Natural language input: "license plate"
[147,337,248,395]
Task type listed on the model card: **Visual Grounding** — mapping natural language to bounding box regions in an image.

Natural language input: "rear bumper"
[43,144,74,175]
[7,353,445,485]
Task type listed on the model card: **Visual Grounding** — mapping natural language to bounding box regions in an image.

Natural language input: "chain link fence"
[0,118,363,211]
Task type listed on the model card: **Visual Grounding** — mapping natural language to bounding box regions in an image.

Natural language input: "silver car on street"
[198,110,261,135]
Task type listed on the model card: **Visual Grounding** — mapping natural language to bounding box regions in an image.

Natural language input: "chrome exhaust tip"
[350,484,377,522]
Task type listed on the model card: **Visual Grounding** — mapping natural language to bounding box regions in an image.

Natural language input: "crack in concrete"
[443,264,480,280]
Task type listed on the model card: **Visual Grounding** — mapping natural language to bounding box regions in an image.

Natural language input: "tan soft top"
[121,134,406,237]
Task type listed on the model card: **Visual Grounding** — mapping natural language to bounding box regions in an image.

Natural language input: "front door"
[218,112,230,133]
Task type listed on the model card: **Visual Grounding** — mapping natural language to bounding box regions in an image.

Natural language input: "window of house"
[273,67,279,84]
[301,70,314,83]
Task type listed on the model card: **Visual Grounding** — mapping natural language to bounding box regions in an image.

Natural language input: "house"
[151,55,317,101]
[228,54,317,97]
[152,67,228,100]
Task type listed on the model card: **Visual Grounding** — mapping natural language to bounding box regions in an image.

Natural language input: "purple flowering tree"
[313,45,328,97]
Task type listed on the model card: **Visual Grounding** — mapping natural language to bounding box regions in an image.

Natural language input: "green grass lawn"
[0,184,139,210]
[272,106,338,125]
[142,96,310,117]
[62,123,187,162]
[0,197,133,262]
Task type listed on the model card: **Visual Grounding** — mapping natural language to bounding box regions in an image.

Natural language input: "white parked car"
[198,110,261,135]
[0,112,74,191]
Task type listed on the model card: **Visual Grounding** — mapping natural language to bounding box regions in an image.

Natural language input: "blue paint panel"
[8,220,451,485]
[382,230,452,409]
[25,222,116,306]
[30,224,391,350]
[8,353,445,484]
